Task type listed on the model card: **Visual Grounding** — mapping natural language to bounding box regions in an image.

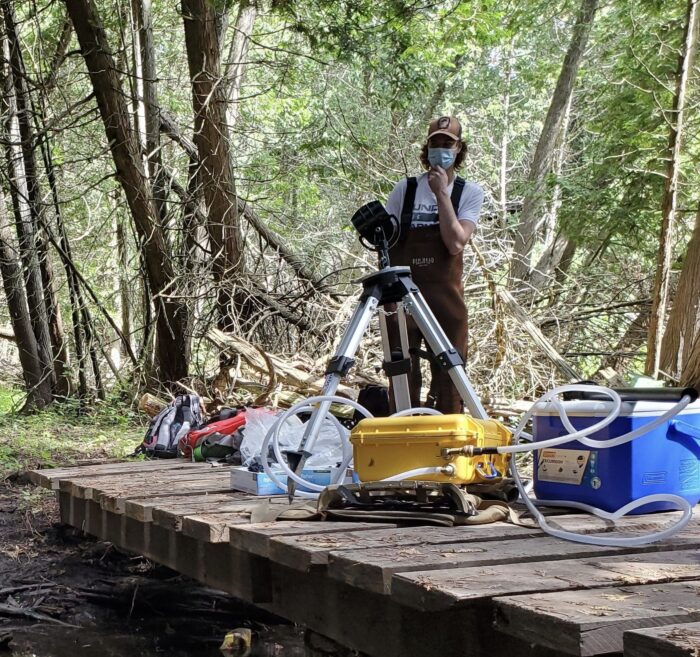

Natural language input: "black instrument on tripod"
[350,201,399,269]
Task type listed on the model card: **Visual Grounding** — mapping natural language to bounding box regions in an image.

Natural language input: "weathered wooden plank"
[151,497,261,533]
[124,493,232,522]
[263,511,690,577]
[181,512,252,542]
[57,466,231,500]
[64,494,265,603]
[269,522,531,571]
[67,466,231,495]
[392,549,700,611]
[268,511,690,573]
[494,580,700,656]
[124,491,259,522]
[57,494,573,657]
[102,481,237,513]
[57,490,85,530]
[82,469,235,513]
[265,560,573,657]
[328,527,700,595]
[150,496,317,536]
[63,496,469,657]
[28,460,210,489]
[624,621,700,657]
[229,521,396,558]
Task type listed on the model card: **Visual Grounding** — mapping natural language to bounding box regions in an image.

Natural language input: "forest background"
[0,0,699,467]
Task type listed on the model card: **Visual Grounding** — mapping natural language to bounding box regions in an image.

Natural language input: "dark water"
[0,484,310,657]
[8,621,306,657]
[2,569,307,657]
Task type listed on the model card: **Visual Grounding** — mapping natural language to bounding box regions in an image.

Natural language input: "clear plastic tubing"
[261,395,372,498]
[262,386,694,547]
[505,385,694,545]
[499,389,692,454]
[262,399,444,497]
[382,467,445,481]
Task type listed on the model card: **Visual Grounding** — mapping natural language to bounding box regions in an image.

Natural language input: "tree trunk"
[660,205,700,380]
[645,0,699,377]
[0,28,55,400]
[2,0,71,396]
[224,1,257,129]
[128,0,147,156]
[116,218,133,361]
[182,0,245,332]
[134,0,168,224]
[681,328,700,391]
[510,0,599,284]
[33,67,89,398]
[554,238,577,283]
[38,233,71,396]
[65,0,190,386]
[530,94,574,291]
[81,303,105,400]
[0,190,51,409]
[595,311,648,375]
[498,67,511,231]
[540,95,573,256]
[38,119,89,399]
[532,232,574,290]
[44,15,72,94]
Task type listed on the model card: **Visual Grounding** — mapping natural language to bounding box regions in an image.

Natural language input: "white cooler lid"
[532,398,700,417]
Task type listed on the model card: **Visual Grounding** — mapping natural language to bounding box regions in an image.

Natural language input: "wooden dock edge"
[56,492,571,657]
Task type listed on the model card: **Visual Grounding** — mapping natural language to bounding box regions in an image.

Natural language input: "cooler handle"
[671,419,700,443]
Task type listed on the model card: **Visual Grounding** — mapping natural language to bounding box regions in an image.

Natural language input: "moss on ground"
[0,384,146,477]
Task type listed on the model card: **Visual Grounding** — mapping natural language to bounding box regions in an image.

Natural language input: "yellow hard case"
[349,414,512,484]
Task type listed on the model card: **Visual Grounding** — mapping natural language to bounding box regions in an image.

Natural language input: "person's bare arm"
[428,167,475,255]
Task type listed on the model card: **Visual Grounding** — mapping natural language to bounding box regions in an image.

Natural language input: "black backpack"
[137,394,204,458]
[351,385,390,426]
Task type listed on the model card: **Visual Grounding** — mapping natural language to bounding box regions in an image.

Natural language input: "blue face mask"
[427,147,457,169]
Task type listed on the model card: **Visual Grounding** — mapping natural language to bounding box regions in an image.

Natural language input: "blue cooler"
[532,391,700,514]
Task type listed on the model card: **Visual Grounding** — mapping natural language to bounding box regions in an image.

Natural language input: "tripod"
[285,227,488,498]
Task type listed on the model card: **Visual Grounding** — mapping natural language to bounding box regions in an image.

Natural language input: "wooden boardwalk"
[30,460,700,657]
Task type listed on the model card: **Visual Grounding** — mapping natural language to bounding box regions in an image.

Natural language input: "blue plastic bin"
[532,399,700,513]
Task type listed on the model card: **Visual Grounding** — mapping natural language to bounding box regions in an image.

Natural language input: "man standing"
[384,116,484,413]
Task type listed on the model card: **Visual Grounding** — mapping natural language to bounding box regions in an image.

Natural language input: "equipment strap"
[398,176,417,243]
[450,176,465,215]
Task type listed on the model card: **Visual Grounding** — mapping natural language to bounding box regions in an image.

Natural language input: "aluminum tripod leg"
[286,294,379,499]
[403,289,488,420]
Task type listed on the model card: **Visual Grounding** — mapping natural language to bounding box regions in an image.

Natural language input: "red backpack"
[178,410,247,461]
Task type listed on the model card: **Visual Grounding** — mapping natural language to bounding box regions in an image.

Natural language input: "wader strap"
[450,176,465,216]
[399,176,417,243]
[398,175,464,244]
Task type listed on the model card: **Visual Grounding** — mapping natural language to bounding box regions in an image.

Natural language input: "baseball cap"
[427,116,462,141]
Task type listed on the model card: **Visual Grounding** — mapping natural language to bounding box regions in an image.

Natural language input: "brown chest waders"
[385,176,469,414]
[387,225,468,414]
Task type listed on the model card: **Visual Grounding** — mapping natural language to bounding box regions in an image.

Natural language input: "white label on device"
[538,449,590,484]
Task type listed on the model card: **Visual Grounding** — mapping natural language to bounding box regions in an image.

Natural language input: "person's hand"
[428,166,448,196]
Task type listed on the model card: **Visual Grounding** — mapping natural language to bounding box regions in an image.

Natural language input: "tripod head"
[350,201,399,269]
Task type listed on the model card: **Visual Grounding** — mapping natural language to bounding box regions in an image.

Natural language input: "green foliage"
[0,386,145,477]
[0,386,24,414]
[3,0,699,404]
[557,0,690,254]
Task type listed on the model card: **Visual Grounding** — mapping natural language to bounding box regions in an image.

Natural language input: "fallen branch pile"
[204,328,381,406]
